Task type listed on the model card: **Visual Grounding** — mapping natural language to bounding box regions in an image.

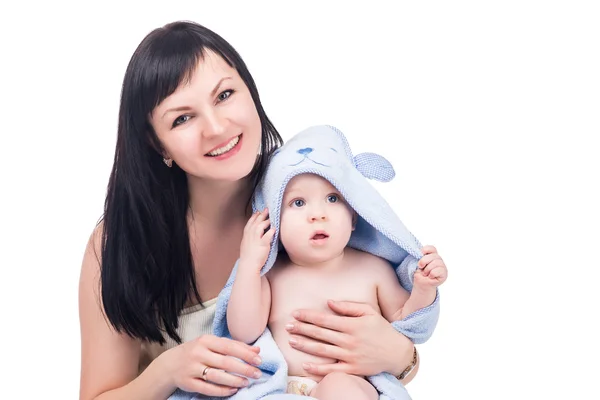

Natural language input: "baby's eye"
[327,195,338,203]
[293,199,305,207]
[172,115,191,128]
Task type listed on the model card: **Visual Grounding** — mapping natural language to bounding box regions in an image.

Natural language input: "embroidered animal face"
[287,146,342,168]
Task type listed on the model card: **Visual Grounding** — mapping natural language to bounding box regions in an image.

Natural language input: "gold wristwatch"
[396,346,418,380]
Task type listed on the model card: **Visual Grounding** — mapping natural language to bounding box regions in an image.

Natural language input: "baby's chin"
[286,248,345,267]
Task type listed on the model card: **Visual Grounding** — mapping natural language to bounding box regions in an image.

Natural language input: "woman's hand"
[286,300,414,378]
[159,334,263,397]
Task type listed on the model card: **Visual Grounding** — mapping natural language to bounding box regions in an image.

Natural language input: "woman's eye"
[217,89,234,102]
[327,195,338,203]
[293,199,305,207]
[172,115,191,128]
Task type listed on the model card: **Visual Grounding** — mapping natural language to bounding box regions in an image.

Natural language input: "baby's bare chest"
[268,266,379,324]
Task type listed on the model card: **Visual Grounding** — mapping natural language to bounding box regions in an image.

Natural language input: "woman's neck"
[187,175,254,228]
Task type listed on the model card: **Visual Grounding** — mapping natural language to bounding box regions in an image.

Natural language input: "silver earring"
[163,158,173,168]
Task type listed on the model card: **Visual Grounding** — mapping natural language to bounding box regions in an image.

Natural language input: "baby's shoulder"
[266,253,292,279]
[345,247,395,277]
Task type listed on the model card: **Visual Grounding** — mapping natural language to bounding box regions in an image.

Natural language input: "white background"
[1,1,598,398]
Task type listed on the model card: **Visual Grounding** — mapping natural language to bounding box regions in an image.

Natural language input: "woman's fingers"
[288,334,348,360]
[184,378,239,397]
[285,320,349,347]
[200,366,254,388]
[201,336,262,378]
[174,336,263,395]
[203,336,261,364]
[292,309,347,332]
[301,361,352,376]
[202,350,263,381]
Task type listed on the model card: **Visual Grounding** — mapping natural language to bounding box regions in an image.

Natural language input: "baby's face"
[279,174,355,264]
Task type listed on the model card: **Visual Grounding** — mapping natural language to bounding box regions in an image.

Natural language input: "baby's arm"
[396,281,437,319]
[373,256,412,322]
[227,210,275,344]
[228,269,271,344]
[378,246,448,321]
[401,245,448,317]
[377,260,437,321]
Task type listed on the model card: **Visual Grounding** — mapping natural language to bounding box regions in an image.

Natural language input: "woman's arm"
[79,226,262,400]
[399,347,419,385]
[79,226,176,400]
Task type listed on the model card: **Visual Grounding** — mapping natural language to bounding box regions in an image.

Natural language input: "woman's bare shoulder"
[78,220,142,399]
[80,222,104,291]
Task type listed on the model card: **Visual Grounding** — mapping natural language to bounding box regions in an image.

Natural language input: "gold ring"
[202,366,211,381]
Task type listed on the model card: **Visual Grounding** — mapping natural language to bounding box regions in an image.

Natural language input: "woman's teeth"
[207,135,240,156]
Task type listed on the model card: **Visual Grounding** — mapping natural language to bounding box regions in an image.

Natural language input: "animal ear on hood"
[353,152,395,182]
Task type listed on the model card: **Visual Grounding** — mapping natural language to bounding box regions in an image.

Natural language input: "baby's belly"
[270,318,334,381]
[266,264,379,381]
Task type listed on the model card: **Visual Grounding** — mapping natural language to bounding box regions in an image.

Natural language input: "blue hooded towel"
[169,125,440,400]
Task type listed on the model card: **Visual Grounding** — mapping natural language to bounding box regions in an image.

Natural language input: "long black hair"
[100,21,283,344]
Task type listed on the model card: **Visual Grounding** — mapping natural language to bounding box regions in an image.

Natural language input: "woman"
[79,20,419,400]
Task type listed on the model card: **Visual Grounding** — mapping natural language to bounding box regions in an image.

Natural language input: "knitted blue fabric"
[169,125,440,400]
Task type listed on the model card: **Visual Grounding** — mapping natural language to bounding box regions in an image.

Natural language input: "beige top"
[138,297,218,374]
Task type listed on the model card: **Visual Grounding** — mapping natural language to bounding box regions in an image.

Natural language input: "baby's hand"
[413,245,448,288]
[239,209,275,272]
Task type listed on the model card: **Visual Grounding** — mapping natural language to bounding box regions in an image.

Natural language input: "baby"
[227,128,447,399]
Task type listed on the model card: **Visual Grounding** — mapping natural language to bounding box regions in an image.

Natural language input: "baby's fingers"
[256,218,271,236]
[244,211,262,230]
[418,253,441,269]
[262,226,276,243]
[428,266,448,282]
[421,245,438,255]
[422,258,445,276]
[255,208,269,222]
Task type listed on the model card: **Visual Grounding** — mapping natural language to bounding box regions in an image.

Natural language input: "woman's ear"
[160,148,173,167]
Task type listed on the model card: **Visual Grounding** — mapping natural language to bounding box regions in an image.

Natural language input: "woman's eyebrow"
[162,105,193,119]
[210,76,233,97]
[161,76,234,119]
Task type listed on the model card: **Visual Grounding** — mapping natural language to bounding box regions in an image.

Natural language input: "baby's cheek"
[280,229,297,253]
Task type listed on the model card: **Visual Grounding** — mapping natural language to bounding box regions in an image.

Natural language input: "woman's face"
[150,50,262,182]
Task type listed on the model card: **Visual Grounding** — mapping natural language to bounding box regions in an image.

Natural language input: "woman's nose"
[202,110,228,138]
